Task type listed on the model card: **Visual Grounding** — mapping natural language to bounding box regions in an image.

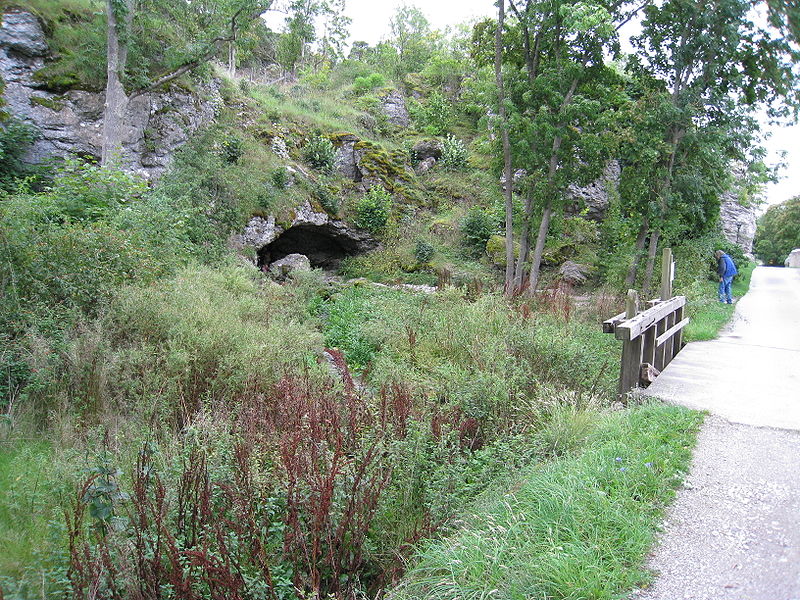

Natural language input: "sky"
[300,0,799,207]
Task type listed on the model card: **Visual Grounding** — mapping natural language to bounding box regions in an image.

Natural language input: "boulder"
[558,261,589,286]
[415,156,436,175]
[0,10,221,179]
[381,90,409,128]
[270,253,311,277]
[333,134,365,180]
[412,139,443,161]
[785,249,800,268]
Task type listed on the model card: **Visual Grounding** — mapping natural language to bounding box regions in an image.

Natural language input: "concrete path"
[633,266,800,599]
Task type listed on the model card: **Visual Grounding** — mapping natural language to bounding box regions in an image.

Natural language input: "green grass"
[0,440,71,594]
[683,261,755,341]
[389,403,704,600]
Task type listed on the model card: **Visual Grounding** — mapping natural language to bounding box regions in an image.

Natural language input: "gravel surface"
[630,416,800,599]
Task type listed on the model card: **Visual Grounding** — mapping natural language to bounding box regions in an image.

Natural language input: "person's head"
[715,250,724,259]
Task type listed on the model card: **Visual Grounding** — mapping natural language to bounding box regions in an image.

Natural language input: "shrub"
[353,72,387,95]
[440,135,468,171]
[460,206,496,256]
[414,239,435,264]
[354,185,391,233]
[302,135,336,173]
[218,134,244,163]
[270,167,290,189]
[0,119,40,190]
[313,178,340,215]
[412,92,454,135]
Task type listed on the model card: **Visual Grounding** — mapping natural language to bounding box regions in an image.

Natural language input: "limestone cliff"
[0,9,221,180]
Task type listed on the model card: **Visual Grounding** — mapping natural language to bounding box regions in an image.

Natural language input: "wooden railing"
[603,248,690,397]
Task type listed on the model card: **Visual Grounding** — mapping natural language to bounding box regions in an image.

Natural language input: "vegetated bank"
[0,0,788,598]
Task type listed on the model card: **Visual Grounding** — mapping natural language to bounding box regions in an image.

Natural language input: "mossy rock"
[29,95,64,111]
[328,132,360,147]
[31,67,80,93]
[486,235,519,267]
[354,140,412,192]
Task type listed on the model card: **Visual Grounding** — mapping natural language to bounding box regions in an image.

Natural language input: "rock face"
[0,10,221,179]
[415,156,436,175]
[786,249,800,268]
[719,191,757,254]
[235,202,379,271]
[565,161,620,221]
[381,90,409,128]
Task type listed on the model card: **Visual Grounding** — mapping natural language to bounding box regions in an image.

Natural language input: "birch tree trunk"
[495,0,515,294]
[101,0,133,166]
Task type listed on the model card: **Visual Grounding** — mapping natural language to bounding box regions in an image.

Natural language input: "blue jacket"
[717,253,738,278]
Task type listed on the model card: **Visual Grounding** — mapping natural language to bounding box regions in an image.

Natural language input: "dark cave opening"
[257,223,365,271]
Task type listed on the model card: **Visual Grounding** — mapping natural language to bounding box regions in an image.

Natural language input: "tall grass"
[389,404,704,600]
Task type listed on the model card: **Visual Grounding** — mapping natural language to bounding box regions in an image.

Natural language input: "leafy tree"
[624,0,800,291]
[385,5,443,77]
[754,196,800,265]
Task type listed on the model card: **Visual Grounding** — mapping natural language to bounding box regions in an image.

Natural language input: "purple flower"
[645,462,653,468]
[615,457,622,463]
[619,467,627,472]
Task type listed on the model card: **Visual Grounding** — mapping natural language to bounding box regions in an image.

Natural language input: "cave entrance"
[257,223,365,271]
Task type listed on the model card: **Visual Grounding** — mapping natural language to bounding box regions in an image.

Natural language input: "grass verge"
[389,403,704,600]
[683,261,755,342]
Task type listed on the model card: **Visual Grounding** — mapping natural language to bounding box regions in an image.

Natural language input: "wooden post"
[672,304,684,359]
[660,247,673,301]
[663,310,676,367]
[619,289,642,397]
[654,316,667,371]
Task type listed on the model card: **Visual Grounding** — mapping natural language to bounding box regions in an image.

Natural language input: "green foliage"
[411,91,454,135]
[440,135,468,171]
[353,72,386,95]
[414,238,435,264]
[302,135,337,173]
[0,119,40,191]
[353,185,391,233]
[754,196,800,265]
[391,404,704,600]
[460,206,496,257]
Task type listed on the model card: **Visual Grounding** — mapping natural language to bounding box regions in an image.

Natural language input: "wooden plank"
[660,247,673,301]
[602,311,627,334]
[662,311,676,366]
[642,325,656,367]
[619,335,643,397]
[615,296,686,341]
[672,305,685,359]
[654,316,667,371]
[656,317,690,347]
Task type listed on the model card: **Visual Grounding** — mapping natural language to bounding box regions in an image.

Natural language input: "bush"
[270,167,290,189]
[0,119,39,190]
[302,135,337,173]
[353,73,387,95]
[354,185,391,233]
[460,206,496,256]
[754,196,800,265]
[412,92,454,135]
[414,239,435,264]
[440,135,468,171]
[313,178,340,215]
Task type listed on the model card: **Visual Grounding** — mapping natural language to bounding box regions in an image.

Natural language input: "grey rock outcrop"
[333,134,366,181]
[0,10,48,57]
[381,90,409,128]
[412,139,443,161]
[415,156,436,175]
[0,10,221,180]
[565,161,620,221]
[719,191,757,254]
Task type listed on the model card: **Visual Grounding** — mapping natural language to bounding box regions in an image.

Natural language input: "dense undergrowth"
[0,2,762,597]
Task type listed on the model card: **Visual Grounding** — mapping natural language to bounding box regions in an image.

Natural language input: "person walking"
[715,250,738,304]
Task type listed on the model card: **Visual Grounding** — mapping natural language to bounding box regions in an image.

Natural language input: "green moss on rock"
[29,95,64,111]
[354,140,412,192]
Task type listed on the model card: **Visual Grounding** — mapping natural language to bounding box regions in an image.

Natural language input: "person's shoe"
[727,300,733,304]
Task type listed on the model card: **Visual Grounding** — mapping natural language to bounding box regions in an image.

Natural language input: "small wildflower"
[615,457,623,463]
[619,467,627,472]
[645,462,653,468]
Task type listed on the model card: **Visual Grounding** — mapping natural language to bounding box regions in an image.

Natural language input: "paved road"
[633,266,800,600]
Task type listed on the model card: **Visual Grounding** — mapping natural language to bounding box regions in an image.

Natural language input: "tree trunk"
[641,228,660,294]
[513,190,533,291]
[527,199,553,293]
[101,0,132,166]
[625,217,649,288]
[228,41,237,77]
[495,0,515,294]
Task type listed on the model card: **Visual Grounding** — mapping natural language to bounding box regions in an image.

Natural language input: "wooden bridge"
[603,248,689,396]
